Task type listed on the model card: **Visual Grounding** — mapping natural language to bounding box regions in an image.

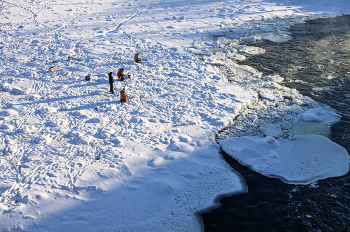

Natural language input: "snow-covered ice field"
[0,0,350,231]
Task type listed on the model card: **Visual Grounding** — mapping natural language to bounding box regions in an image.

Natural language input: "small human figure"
[120,88,128,102]
[85,75,91,81]
[134,53,141,63]
[117,68,126,81]
[108,72,114,94]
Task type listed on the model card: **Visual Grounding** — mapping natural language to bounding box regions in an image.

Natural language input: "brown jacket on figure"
[117,68,126,81]
[120,89,128,102]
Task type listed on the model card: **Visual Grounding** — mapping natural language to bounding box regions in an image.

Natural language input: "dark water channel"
[201,15,350,232]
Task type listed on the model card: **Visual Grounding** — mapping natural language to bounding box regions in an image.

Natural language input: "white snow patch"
[1,79,33,95]
[188,48,212,56]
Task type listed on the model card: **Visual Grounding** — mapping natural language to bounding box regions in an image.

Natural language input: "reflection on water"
[202,15,350,231]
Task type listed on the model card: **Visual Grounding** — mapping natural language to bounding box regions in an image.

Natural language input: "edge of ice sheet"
[220,135,349,184]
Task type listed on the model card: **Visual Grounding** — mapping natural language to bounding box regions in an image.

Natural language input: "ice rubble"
[189,14,347,184]
[192,35,341,141]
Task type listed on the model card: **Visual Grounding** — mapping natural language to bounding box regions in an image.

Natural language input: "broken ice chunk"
[293,107,341,137]
[241,36,261,43]
[263,34,293,43]
[260,123,282,138]
[259,91,283,101]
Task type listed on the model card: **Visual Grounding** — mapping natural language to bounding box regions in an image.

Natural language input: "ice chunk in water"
[263,75,284,83]
[241,36,261,43]
[293,107,341,137]
[226,53,246,61]
[220,135,349,184]
[259,91,283,101]
[260,123,282,138]
[263,34,293,43]
[293,120,330,137]
[237,46,265,55]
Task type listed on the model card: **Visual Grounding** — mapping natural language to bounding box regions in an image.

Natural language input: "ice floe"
[220,135,349,184]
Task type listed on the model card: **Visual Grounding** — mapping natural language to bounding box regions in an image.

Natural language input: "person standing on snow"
[120,88,128,102]
[108,72,114,94]
[134,53,141,63]
[117,68,126,81]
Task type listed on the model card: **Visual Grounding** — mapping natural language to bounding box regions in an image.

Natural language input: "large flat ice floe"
[220,135,349,184]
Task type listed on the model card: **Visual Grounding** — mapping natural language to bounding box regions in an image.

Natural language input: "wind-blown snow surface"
[1,0,350,231]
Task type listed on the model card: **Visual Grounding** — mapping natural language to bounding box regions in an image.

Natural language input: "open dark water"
[201,15,350,232]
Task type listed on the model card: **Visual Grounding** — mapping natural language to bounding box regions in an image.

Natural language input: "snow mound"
[1,79,33,95]
[0,109,18,117]
[220,135,349,184]
[148,157,167,167]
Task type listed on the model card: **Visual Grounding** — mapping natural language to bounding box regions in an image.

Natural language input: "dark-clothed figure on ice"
[117,68,126,81]
[108,72,114,94]
[134,53,141,63]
